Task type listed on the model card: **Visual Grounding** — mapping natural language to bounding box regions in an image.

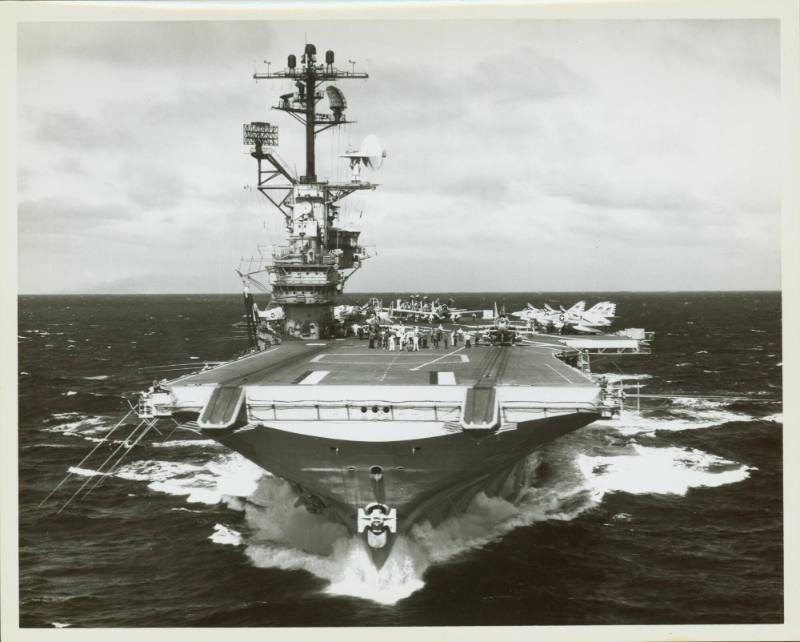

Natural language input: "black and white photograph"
[2,1,797,639]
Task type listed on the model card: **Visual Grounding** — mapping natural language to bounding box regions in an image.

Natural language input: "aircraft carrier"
[133,44,653,567]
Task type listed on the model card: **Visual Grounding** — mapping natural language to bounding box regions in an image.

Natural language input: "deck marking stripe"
[409,347,465,372]
[545,362,574,384]
[221,344,330,386]
[438,372,456,385]
[325,353,426,357]
[310,354,325,363]
[169,346,281,385]
[379,355,399,382]
[297,370,330,385]
[321,357,463,366]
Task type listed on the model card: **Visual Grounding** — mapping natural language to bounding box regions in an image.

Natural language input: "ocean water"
[17,292,782,627]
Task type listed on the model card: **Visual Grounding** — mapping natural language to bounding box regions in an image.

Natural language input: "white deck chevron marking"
[409,347,465,372]
[298,370,330,385]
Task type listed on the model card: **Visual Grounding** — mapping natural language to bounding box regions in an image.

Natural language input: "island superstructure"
[237,44,376,344]
[135,44,653,567]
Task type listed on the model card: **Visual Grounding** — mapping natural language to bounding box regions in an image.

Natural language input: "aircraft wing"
[570,324,603,334]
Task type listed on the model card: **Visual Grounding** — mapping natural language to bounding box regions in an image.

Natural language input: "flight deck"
[167,335,595,390]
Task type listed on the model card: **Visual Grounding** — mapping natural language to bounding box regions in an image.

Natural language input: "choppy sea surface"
[18,292,782,627]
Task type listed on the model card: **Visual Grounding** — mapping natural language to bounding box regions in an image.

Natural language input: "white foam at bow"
[115,454,264,505]
[242,478,425,604]
[240,456,595,605]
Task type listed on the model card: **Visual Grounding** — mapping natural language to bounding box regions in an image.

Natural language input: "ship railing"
[273,294,333,305]
[247,399,461,423]
[272,258,338,269]
[272,275,334,285]
[244,399,599,423]
[271,246,338,265]
[272,246,302,260]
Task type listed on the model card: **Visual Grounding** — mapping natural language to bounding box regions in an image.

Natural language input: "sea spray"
[244,477,349,556]
[576,444,754,497]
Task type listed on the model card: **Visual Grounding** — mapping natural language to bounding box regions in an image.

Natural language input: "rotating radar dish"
[360,134,386,170]
[326,86,347,122]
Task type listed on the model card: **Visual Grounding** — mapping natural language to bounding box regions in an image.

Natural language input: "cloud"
[15,19,781,293]
[34,110,129,149]
[18,21,277,69]
[119,160,190,210]
[18,197,131,237]
[543,168,707,214]
[52,156,88,176]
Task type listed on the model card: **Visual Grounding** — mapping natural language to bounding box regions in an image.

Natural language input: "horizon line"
[16,289,783,296]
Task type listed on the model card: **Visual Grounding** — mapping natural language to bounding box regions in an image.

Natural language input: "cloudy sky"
[17,19,780,293]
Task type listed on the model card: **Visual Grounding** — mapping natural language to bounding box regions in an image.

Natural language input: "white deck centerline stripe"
[379,355,399,382]
[298,371,330,385]
[409,347,465,372]
[310,354,325,363]
[545,363,575,384]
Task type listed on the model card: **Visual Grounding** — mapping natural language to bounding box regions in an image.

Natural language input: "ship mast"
[255,44,368,183]
[240,44,380,345]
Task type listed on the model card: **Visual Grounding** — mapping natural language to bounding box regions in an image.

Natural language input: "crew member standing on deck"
[442,325,450,349]
[388,333,396,351]
[412,327,420,351]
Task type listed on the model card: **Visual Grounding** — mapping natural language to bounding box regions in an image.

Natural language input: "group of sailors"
[391,295,455,320]
[349,320,479,350]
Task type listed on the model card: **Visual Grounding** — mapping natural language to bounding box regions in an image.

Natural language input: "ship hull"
[212,410,599,565]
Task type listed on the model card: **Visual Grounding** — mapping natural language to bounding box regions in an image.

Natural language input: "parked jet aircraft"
[511,300,617,333]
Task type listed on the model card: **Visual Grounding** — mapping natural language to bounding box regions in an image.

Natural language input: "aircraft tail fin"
[566,300,586,315]
[588,301,616,318]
